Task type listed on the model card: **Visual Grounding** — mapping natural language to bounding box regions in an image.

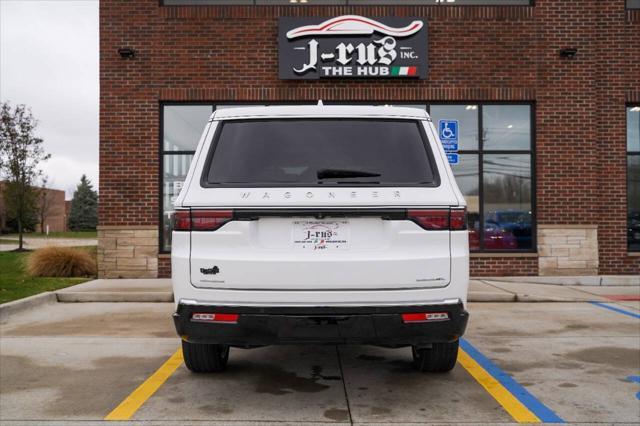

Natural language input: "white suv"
[172,105,469,373]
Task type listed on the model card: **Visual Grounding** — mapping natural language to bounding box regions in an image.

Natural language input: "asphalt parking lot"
[1,300,639,425]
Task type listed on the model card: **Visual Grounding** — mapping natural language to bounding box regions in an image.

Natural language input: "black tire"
[412,340,459,373]
[182,340,229,373]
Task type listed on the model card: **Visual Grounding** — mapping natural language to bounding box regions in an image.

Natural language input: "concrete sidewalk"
[472,279,639,303]
[52,277,640,304]
[2,276,638,322]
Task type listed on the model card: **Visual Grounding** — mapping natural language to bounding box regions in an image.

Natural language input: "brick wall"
[470,256,538,277]
[35,188,67,233]
[100,0,639,278]
[0,182,67,233]
[595,4,640,274]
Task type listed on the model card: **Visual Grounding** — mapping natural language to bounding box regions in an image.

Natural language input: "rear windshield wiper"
[317,168,381,180]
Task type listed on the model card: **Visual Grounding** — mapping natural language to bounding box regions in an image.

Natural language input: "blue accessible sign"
[442,140,459,152]
[439,119,459,164]
[439,119,458,143]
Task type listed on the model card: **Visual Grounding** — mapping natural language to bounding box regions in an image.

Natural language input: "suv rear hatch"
[184,118,460,291]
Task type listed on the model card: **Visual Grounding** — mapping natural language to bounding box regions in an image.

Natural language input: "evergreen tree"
[68,175,98,231]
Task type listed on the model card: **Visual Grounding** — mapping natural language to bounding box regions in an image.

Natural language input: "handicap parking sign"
[439,120,459,151]
[441,140,459,151]
[439,120,458,141]
[446,153,459,165]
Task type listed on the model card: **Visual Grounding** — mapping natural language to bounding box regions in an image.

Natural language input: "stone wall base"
[98,226,158,278]
[538,225,598,276]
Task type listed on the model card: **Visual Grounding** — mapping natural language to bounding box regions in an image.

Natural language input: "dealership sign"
[279,15,428,80]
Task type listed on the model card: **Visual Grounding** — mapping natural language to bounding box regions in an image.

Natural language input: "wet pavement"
[0,300,639,425]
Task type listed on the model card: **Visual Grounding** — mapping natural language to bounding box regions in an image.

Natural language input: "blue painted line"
[460,339,565,423]
[627,376,640,400]
[588,301,640,319]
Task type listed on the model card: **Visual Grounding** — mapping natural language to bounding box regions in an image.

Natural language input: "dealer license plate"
[292,220,350,251]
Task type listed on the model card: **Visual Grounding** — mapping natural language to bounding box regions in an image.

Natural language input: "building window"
[162,0,532,5]
[430,104,534,251]
[160,102,534,252]
[628,0,640,9]
[628,105,640,252]
[161,105,213,252]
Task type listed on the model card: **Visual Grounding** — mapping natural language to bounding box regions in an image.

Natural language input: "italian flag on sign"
[391,66,418,76]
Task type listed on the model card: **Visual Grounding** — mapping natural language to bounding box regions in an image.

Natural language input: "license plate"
[292,220,350,250]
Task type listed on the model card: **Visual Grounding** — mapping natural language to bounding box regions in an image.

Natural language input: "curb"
[480,275,640,286]
[56,292,174,303]
[468,291,516,302]
[0,292,58,323]
[513,294,594,303]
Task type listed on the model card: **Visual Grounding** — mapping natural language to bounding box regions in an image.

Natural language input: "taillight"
[173,210,191,231]
[450,208,468,231]
[172,210,233,231]
[408,208,467,231]
[408,209,450,230]
[191,210,233,231]
[191,313,239,324]
[401,312,449,323]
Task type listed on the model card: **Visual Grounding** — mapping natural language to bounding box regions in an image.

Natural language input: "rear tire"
[182,340,229,373]
[412,340,459,372]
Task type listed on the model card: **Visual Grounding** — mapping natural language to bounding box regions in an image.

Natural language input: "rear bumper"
[173,302,469,346]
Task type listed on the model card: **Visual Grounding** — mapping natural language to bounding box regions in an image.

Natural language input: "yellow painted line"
[458,348,541,423]
[105,348,183,421]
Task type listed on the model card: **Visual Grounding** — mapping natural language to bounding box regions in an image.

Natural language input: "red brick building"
[0,182,68,233]
[98,0,639,279]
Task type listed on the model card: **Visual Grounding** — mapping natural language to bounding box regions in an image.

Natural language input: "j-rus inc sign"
[278,15,428,80]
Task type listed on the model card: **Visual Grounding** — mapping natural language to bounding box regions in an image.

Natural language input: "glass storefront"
[164,0,532,5]
[628,106,640,252]
[430,104,533,251]
[160,103,534,252]
[161,105,212,251]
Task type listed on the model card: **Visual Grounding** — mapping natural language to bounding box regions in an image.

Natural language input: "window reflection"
[483,105,530,151]
[627,0,640,9]
[450,154,480,250]
[430,105,479,151]
[628,106,640,152]
[165,0,532,4]
[483,154,532,250]
[162,155,193,252]
[628,157,640,251]
[628,106,640,251]
[159,103,534,252]
[163,105,212,151]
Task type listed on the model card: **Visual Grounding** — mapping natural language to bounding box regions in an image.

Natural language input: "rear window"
[202,119,439,186]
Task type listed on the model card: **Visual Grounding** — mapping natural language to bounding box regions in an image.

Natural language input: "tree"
[68,175,98,231]
[37,175,55,234]
[0,102,50,250]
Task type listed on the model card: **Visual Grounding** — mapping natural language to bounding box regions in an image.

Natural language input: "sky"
[0,0,98,199]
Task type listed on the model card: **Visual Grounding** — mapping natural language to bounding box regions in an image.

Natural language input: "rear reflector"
[191,313,239,324]
[408,208,467,231]
[401,312,449,323]
[173,210,233,232]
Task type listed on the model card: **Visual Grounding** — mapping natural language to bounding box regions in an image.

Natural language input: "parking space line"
[104,348,183,421]
[588,301,640,319]
[459,339,565,424]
